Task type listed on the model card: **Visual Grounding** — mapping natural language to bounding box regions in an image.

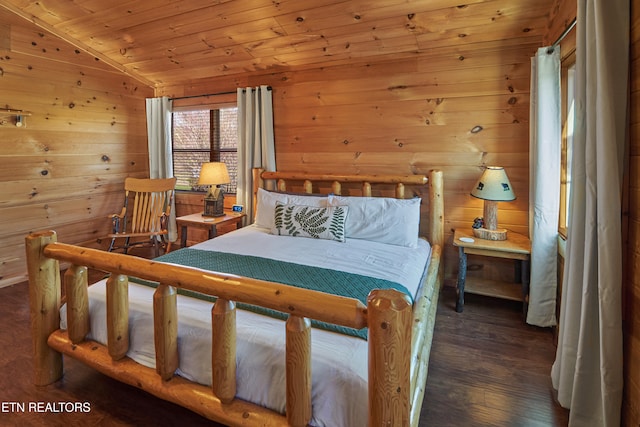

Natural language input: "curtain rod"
[170,86,272,101]
[547,18,577,54]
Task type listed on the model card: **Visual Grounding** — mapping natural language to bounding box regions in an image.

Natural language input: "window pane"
[173,111,210,150]
[565,65,575,229]
[559,56,576,236]
[220,151,237,194]
[173,151,210,190]
[219,108,237,150]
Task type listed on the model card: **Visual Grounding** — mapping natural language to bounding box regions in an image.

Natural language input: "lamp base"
[473,227,508,241]
[203,188,225,217]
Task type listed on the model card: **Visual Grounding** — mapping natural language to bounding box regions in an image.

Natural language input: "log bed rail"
[25,170,444,427]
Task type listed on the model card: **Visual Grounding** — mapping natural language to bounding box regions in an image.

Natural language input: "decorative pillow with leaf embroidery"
[271,203,348,242]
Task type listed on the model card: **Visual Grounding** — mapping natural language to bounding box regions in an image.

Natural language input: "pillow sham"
[328,195,421,247]
[254,188,329,230]
[271,202,348,242]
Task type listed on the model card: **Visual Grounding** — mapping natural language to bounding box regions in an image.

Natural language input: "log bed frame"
[25,169,444,427]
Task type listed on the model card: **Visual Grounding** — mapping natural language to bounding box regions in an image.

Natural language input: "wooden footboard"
[25,170,444,427]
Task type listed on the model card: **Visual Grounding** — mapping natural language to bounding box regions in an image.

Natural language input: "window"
[559,52,576,238]
[172,107,238,194]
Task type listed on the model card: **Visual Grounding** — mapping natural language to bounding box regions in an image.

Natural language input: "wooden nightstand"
[176,212,245,248]
[453,229,531,314]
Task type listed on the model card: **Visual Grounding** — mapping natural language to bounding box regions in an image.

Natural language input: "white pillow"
[271,203,348,242]
[328,195,421,247]
[254,188,329,229]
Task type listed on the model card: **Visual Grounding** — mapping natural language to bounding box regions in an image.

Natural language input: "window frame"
[559,50,576,239]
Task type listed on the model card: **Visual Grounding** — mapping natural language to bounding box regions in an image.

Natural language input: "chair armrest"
[109,207,126,220]
[109,207,127,233]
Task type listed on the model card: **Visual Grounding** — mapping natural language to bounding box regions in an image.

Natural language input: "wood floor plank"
[422,287,569,426]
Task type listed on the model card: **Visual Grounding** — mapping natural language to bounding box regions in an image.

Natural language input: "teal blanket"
[143,248,412,340]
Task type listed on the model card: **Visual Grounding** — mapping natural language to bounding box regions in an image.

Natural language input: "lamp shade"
[470,166,516,202]
[197,162,230,186]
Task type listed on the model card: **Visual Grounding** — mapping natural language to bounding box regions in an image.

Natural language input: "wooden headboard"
[252,168,444,249]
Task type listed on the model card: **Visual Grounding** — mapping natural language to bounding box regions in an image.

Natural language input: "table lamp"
[198,162,230,217]
[470,166,516,240]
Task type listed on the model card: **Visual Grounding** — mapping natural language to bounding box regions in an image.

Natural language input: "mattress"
[60,225,432,426]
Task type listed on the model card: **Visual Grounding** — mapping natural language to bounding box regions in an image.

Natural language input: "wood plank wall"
[159,39,541,285]
[0,9,153,287]
[626,0,640,424]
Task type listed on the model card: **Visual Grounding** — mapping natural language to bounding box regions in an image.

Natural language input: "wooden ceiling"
[0,0,555,88]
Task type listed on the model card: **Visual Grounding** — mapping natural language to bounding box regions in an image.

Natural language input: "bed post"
[65,265,89,344]
[286,315,312,426]
[367,289,412,426]
[429,170,444,250]
[25,231,63,386]
[211,299,237,403]
[106,274,130,360]
[153,284,179,380]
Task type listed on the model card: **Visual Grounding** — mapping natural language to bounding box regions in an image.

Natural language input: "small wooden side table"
[453,229,531,314]
[176,212,245,248]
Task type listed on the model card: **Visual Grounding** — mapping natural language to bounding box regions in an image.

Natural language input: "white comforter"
[61,225,431,426]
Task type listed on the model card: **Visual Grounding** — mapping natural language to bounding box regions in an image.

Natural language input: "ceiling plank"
[0,0,555,87]
[0,1,156,87]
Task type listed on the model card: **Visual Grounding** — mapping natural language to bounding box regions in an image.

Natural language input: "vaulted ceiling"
[0,0,555,88]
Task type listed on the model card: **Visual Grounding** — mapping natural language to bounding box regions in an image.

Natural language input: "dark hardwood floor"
[0,247,568,426]
[423,287,569,427]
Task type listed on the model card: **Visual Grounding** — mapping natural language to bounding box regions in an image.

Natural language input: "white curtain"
[236,85,276,223]
[551,0,628,425]
[145,96,177,242]
[528,47,561,327]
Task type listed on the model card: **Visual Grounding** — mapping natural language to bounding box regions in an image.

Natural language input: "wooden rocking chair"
[107,177,177,257]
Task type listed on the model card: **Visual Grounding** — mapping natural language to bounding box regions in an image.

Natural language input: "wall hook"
[0,108,32,128]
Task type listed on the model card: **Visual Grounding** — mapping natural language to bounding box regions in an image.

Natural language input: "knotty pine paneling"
[545,0,577,47]
[0,174,125,208]
[0,0,555,86]
[157,34,539,283]
[0,9,153,287]
[624,0,640,425]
